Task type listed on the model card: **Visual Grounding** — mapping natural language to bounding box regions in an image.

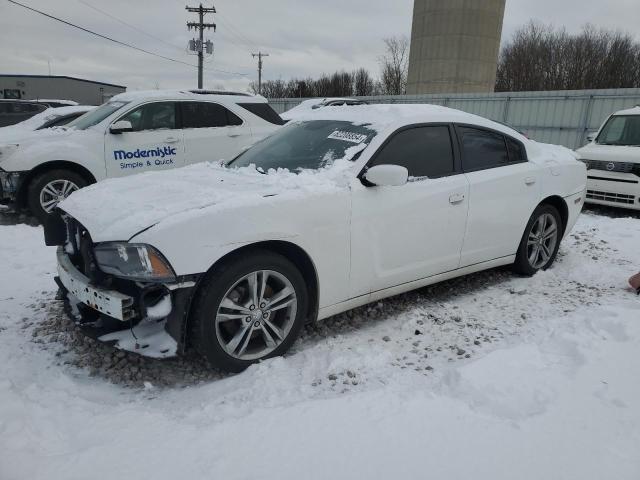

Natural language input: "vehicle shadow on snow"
[34,265,516,390]
[0,208,40,227]
[583,204,640,220]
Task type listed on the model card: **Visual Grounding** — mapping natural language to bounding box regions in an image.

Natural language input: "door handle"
[164,136,180,143]
[525,177,536,185]
[449,193,465,204]
[227,132,241,138]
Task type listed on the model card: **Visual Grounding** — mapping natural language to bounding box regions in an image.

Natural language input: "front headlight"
[94,243,176,282]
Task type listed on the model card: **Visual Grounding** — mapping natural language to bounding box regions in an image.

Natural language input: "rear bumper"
[564,189,586,237]
[585,170,640,210]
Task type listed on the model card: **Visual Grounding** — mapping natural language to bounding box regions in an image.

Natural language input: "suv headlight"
[94,243,176,282]
[0,144,20,162]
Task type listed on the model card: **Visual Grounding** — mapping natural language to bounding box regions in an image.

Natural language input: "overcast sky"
[1,0,638,92]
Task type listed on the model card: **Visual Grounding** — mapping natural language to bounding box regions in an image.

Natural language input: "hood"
[0,126,77,146]
[575,143,640,164]
[59,161,352,242]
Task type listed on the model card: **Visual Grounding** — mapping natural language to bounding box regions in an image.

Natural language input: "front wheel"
[190,250,309,373]
[27,169,88,222]
[513,204,563,276]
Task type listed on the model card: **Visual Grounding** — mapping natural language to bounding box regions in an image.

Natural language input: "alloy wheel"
[214,270,298,361]
[39,179,79,213]
[526,212,559,269]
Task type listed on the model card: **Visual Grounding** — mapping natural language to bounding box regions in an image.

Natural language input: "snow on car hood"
[0,106,94,143]
[59,160,357,242]
[575,143,640,163]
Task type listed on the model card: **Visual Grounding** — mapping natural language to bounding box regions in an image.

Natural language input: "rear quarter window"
[237,103,285,125]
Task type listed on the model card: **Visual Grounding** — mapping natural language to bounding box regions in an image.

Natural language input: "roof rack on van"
[188,90,251,97]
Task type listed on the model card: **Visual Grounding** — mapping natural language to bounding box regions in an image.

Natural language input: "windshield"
[229,120,377,171]
[597,115,640,146]
[66,101,129,130]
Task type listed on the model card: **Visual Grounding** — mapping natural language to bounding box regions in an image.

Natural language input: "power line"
[6,0,247,77]
[217,14,260,51]
[76,0,187,55]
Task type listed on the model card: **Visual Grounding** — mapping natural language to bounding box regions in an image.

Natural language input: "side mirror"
[586,132,597,142]
[363,164,409,187]
[110,120,133,134]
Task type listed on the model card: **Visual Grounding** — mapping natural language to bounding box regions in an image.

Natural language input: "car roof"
[288,103,527,140]
[613,105,640,116]
[110,89,266,104]
[35,99,79,106]
[0,99,43,104]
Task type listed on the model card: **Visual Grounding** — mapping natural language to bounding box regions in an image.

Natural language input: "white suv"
[0,90,283,220]
[576,106,640,210]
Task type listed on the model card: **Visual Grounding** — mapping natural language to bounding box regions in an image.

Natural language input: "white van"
[576,106,640,210]
[0,90,283,220]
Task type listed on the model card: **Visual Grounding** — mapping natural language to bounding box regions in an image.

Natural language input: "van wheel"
[27,169,88,222]
[190,250,308,373]
[513,204,563,276]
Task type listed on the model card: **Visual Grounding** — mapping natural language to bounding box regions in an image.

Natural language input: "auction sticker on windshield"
[327,130,368,144]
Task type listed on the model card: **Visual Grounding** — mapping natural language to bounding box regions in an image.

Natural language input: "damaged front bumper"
[0,169,26,205]
[55,246,198,358]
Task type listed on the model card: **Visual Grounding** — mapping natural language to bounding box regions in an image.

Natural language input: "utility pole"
[251,51,269,95]
[186,3,216,89]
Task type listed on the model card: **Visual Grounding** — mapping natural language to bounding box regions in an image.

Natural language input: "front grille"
[586,190,636,205]
[584,159,637,174]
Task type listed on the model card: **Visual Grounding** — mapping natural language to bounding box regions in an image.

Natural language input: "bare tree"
[379,35,409,95]
[496,22,640,91]
[353,68,375,96]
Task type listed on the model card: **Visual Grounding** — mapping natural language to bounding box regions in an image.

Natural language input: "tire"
[27,169,88,223]
[513,204,563,276]
[190,250,309,373]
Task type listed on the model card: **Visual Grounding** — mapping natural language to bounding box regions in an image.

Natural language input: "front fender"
[133,190,352,310]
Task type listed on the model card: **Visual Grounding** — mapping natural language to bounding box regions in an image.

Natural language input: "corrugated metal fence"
[269,88,640,149]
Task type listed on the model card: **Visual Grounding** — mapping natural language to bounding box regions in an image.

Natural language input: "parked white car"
[576,106,640,210]
[281,97,368,122]
[0,105,95,143]
[46,104,586,372]
[0,90,283,220]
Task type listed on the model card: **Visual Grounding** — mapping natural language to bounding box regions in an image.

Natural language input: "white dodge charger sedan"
[45,104,586,372]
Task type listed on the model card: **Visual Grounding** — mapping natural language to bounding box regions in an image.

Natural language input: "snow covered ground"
[0,207,639,480]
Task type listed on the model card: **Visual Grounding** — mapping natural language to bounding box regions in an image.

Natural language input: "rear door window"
[459,127,510,172]
[181,102,243,128]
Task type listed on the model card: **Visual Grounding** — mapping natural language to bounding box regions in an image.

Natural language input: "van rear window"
[237,103,285,125]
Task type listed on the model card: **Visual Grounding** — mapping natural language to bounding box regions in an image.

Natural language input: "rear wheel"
[27,169,88,222]
[513,204,563,275]
[190,250,308,373]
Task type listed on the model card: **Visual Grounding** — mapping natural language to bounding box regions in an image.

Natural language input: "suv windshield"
[66,101,129,130]
[229,120,376,171]
[597,115,640,146]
